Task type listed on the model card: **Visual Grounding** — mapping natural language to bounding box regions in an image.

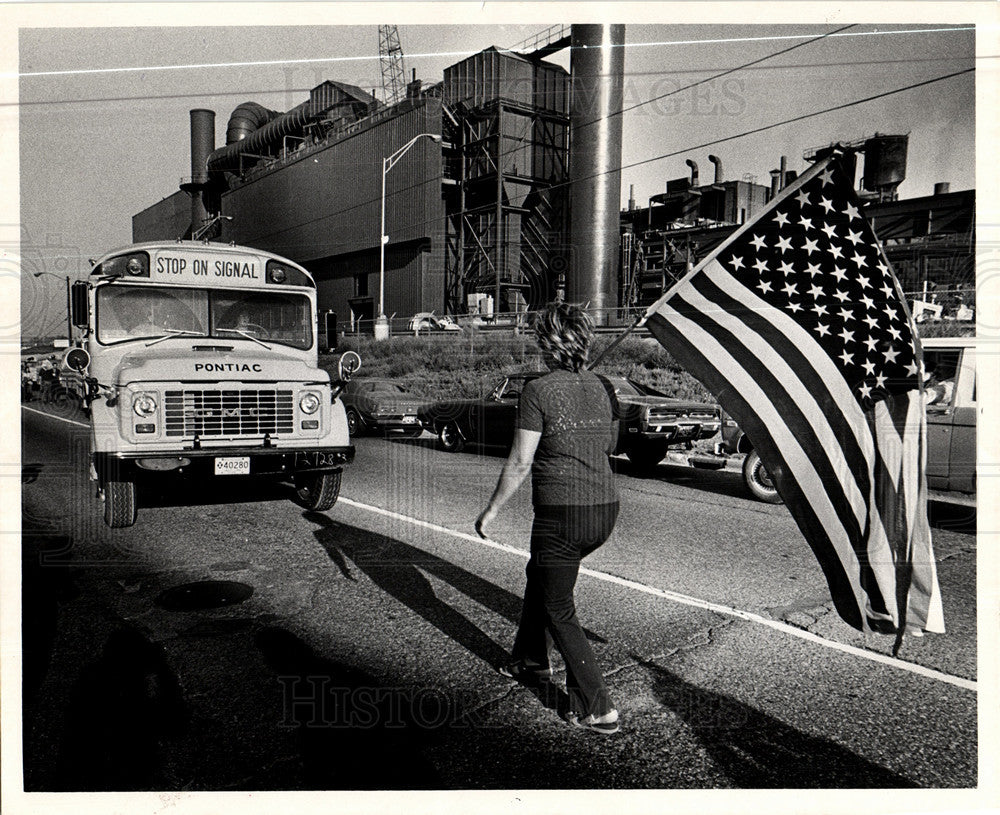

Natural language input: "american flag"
[645,152,944,636]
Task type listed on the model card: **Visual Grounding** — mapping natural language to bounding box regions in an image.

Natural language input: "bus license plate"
[215,456,250,475]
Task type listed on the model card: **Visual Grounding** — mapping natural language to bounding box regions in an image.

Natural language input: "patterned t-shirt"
[516,369,618,507]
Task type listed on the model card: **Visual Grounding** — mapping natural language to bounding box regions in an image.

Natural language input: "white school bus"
[66,241,358,527]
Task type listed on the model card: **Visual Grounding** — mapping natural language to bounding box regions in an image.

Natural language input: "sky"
[4,5,988,340]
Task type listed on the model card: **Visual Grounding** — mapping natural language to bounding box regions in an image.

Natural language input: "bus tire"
[743,449,783,504]
[103,480,138,528]
[296,470,342,512]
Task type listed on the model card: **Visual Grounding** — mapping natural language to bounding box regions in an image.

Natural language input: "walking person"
[475,302,621,735]
[38,356,58,404]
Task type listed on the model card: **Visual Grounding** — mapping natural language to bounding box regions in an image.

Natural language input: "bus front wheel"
[103,480,138,528]
[295,471,342,512]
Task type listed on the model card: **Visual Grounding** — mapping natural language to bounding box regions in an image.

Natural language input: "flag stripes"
[657,269,900,621]
[643,152,943,635]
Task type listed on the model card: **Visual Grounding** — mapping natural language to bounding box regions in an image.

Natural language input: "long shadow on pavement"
[634,655,918,788]
[304,512,609,673]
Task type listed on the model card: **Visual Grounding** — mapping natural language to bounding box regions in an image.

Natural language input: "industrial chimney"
[184,109,216,236]
[566,24,626,323]
[708,154,723,184]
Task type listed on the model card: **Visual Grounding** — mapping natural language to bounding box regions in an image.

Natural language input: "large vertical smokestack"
[566,24,625,322]
[188,108,215,234]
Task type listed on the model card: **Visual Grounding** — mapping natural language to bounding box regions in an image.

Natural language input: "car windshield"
[96,285,312,350]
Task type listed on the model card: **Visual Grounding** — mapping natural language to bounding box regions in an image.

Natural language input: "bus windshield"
[96,285,313,350]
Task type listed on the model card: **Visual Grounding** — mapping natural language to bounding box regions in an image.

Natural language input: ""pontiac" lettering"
[194,363,264,372]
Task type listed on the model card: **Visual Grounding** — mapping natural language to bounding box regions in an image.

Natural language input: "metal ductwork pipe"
[686,159,699,187]
[934,182,951,196]
[769,170,781,199]
[566,23,625,323]
[207,101,310,173]
[778,155,787,190]
[708,154,723,184]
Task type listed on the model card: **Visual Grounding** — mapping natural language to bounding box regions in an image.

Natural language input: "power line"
[10,25,973,80]
[237,64,974,251]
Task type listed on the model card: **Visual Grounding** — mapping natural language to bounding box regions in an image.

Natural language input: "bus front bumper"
[92,445,355,482]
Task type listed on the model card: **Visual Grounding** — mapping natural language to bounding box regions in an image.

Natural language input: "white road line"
[339,496,977,693]
[21,405,89,428]
[21,410,973,693]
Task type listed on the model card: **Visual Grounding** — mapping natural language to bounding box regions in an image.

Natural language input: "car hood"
[616,395,717,414]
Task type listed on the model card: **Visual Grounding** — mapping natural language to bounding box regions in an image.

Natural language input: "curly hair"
[533,302,595,372]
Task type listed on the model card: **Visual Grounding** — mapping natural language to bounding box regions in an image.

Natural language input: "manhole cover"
[156,580,254,611]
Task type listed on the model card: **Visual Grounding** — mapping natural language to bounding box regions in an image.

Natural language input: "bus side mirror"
[338,351,361,381]
[71,281,89,328]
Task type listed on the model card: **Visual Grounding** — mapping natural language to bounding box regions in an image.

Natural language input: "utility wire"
[243,66,974,253]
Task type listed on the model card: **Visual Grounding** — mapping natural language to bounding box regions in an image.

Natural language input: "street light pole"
[375,132,442,341]
[33,271,73,345]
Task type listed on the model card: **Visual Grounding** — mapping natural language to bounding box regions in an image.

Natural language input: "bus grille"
[164,389,295,437]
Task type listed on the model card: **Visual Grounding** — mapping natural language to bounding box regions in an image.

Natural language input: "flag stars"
[812,302,829,317]
[877,260,890,276]
[829,244,844,260]
[750,234,768,251]
[775,211,790,226]
[851,252,868,268]
[821,222,838,240]
[802,237,820,255]
[864,336,878,353]
[798,215,814,230]
[905,360,919,377]
[839,327,855,344]
[805,262,822,277]
[809,283,824,299]
[874,373,887,389]
[857,274,871,289]
[783,281,798,297]
[846,229,864,246]
[839,349,853,366]
[881,282,896,300]
[883,346,900,364]
[778,260,795,276]
[860,294,876,310]
[756,279,774,294]
[844,202,861,220]
[776,235,793,253]
[796,189,812,206]
[858,382,873,400]
[729,255,746,271]
[753,258,769,274]
[815,323,831,337]
[862,359,877,376]
[820,196,835,213]
[839,307,854,321]
[831,266,848,283]
[888,325,902,341]
[833,289,850,302]
[864,314,880,330]
[882,303,897,320]
[819,167,835,186]
[787,301,803,313]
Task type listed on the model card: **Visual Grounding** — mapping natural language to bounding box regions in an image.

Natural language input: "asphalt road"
[19,403,978,792]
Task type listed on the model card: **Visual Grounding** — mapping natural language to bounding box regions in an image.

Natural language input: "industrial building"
[133,27,973,330]
[620,135,975,316]
[134,25,626,330]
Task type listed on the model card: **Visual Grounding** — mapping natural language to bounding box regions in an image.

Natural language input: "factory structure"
[133,25,974,331]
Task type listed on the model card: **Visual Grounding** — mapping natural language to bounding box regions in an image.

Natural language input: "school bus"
[65,241,358,527]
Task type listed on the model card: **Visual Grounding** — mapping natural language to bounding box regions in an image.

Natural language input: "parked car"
[418,372,721,466]
[341,379,425,437]
[409,312,462,334]
[717,336,977,506]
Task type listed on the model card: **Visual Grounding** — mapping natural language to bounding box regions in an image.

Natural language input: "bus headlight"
[299,392,321,415]
[133,393,158,417]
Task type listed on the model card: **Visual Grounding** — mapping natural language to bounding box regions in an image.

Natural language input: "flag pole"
[587,311,646,370]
